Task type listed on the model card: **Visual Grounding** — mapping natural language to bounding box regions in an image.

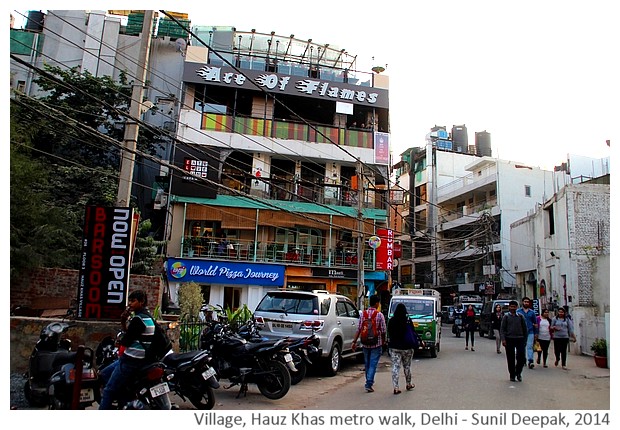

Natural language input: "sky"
[11,1,616,170]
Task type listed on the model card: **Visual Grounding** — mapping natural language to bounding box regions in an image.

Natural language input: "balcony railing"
[180,236,376,269]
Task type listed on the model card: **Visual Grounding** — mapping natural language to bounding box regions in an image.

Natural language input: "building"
[164,26,392,311]
[394,125,567,305]
[510,155,610,355]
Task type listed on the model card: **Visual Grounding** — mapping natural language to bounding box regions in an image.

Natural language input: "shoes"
[554,360,559,367]
[543,364,548,368]
[393,389,401,395]
[536,358,540,364]
[365,387,374,393]
[406,384,415,391]
[497,350,501,354]
[465,346,469,350]
[471,348,475,351]
[510,377,516,382]
[516,374,522,382]
[562,366,568,370]
[528,362,535,369]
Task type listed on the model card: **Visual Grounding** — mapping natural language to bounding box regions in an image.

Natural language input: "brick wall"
[10,267,164,314]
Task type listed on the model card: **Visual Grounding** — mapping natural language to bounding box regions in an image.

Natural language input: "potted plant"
[590,338,608,368]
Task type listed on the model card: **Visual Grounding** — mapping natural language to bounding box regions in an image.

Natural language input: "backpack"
[145,317,173,361]
[360,309,379,346]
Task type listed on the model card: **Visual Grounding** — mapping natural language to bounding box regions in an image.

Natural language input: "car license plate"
[202,367,216,380]
[283,353,293,363]
[272,322,293,329]
[149,382,170,398]
[79,388,94,402]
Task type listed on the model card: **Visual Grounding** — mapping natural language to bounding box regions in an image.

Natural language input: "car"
[478,299,512,338]
[441,305,455,324]
[253,289,362,376]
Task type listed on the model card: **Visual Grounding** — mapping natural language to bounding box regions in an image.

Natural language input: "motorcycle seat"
[162,350,204,367]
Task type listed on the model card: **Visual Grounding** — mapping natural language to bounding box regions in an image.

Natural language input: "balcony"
[180,236,376,269]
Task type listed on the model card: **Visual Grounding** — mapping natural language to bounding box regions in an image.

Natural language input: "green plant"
[178,281,203,321]
[224,304,253,331]
[591,338,607,357]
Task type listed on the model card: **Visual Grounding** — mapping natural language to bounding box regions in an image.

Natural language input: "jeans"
[525,333,535,363]
[362,346,382,389]
[493,329,502,352]
[99,357,141,409]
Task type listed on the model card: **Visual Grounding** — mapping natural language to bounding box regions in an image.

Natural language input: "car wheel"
[322,342,341,376]
[430,346,437,358]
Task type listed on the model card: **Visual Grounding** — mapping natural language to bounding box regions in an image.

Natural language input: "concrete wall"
[10,317,180,374]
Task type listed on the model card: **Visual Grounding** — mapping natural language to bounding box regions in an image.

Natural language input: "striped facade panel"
[202,113,232,131]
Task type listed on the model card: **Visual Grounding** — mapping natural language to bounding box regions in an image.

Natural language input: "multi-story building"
[510,156,610,355]
[10,10,393,312]
[394,125,565,305]
[164,26,392,311]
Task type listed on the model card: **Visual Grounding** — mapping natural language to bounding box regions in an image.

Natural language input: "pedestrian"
[551,307,576,370]
[491,304,504,354]
[351,294,386,393]
[536,308,553,367]
[500,300,528,382]
[99,290,157,409]
[463,304,477,351]
[387,303,417,394]
[517,296,538,369]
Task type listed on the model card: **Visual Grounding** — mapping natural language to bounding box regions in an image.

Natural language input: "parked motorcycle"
[162,349,219,410]
[452,308,464,338]
[283,334,320,385]
[95,333,173,410]
[200,322,291,400]
[24,321,98,408]
[47,346,100,409]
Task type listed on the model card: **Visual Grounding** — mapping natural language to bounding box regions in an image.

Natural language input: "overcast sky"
[11,1,616,169]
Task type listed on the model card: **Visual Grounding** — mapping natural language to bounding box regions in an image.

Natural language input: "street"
[191,325,610,411]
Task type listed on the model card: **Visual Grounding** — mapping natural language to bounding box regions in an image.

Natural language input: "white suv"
[254,290,362,376]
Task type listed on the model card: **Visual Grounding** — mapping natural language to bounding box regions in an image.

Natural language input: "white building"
[510,163,610,356]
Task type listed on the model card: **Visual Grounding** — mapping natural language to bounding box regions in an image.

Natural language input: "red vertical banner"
[375,228,394,270]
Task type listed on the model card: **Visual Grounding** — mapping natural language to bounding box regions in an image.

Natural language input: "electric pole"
[116,10,154,206]
[357,159,365,310]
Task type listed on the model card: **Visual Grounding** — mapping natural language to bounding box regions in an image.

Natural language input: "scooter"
[452,309,464,338]
[24,321,87,407]
[47,345,100,409]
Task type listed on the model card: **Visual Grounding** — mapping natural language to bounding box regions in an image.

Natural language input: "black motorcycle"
[282,334,320,385]
[24,321,99,408]
[47,345,99,409]
[95,333,173,410]
[162,349,219,410]
[200,322,291,400]
[452,309,464,337]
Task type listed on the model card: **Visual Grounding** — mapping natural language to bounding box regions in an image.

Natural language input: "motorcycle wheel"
[24,380,47,407]
[256,360,291,400]
[189,385,216,410]
[289,357,307,386]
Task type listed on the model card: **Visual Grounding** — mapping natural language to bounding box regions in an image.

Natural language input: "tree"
[10,64,164,283]
[178,282,203,321]
[131,219,167,275]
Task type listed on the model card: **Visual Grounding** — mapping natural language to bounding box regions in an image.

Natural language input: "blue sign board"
[166,258,285,287]
[436,139,453,150]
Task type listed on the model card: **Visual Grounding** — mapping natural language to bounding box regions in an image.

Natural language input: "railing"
[180,236,375,269]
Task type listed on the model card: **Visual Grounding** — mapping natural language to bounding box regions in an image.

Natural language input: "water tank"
[25,10,45,32]
[475,131,492,156]
[451,124,468,153]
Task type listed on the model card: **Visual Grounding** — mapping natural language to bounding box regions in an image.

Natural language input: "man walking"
[352,294,386,393]
[500,300,528,382]
[517,297,538,369]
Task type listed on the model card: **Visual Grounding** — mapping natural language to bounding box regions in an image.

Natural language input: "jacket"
[387,316,418,350]
[517,307,539,335]
[500,312,527,341]
[491,310,504,330]
[121,311,156,362]
[551,317,574,339]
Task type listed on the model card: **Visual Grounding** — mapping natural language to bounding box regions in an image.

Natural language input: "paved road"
[177,325,610,410]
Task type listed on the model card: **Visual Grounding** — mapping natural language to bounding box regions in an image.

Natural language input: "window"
[16,80,25,93]
[524,185,531,197]
[545,204,555,236]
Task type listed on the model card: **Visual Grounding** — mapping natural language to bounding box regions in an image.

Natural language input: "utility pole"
[116,10,154,206]
[357,159,365,310]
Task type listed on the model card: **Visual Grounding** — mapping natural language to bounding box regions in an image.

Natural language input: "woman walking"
[536,309,553,367]
[491,304,504,353]
[387,303,417,394]
[551,307,576,369]
[463,305,477,351]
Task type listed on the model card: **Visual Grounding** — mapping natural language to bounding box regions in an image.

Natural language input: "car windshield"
[390,299,435,319]
[255,293,327,316]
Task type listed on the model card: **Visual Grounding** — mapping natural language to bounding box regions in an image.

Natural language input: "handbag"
[404,323,419,349]
[533,340,542,352]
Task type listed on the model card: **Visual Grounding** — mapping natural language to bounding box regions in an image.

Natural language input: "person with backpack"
[99,290,161,409]
[351,295,386,393]
[500,300,528,382]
